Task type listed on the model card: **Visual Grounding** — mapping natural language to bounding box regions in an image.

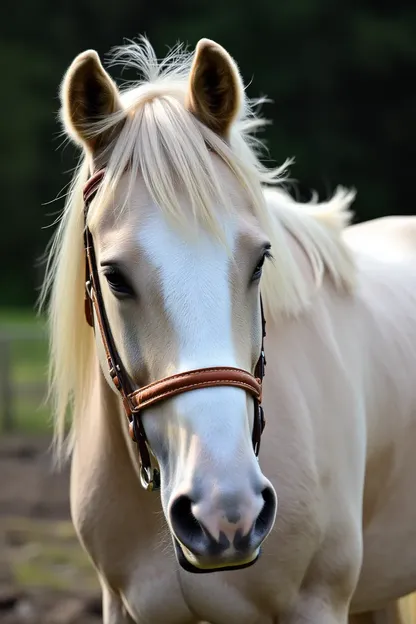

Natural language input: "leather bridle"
[83,169,267,491]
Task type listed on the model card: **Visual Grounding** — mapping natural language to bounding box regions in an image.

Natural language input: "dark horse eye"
[103,268,135,297]
[252,247,273,282]
[252,256,266,281]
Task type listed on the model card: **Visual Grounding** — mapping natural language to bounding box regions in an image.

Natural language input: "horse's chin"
[173,538,260,574]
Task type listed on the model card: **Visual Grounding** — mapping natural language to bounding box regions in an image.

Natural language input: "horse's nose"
[169,483,276,561]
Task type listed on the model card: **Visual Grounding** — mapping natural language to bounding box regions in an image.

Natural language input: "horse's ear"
[186,39,244,138]
[60,50,123,152]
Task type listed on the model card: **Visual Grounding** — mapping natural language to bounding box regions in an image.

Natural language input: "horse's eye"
[252,247,273,282]
[103,268,135,298]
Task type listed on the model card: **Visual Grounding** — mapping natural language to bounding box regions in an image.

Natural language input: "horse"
[40,35,416,623]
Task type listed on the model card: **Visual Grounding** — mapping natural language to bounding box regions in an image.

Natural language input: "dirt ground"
[0,434,101,623]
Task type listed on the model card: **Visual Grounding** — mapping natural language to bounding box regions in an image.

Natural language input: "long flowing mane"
[39,37,356,461]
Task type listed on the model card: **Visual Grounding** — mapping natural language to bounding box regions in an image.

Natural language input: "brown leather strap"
[130,367,261,411]
[83,169,105,204]
[83,169,105,329]
[84,223,158,488]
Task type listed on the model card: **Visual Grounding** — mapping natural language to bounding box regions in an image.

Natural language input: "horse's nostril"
[254,485,276,541]
[169,495,203,550]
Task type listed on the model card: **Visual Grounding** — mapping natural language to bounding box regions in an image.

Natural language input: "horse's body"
[69,203,416,624]
[42,37,416,623]
[344,216,416,619]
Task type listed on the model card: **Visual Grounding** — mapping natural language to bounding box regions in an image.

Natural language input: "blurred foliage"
[1,0,416,305]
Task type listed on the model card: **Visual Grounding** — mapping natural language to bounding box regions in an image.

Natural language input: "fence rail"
[0,327,48,432]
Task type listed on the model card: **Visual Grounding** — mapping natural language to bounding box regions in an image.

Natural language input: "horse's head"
[59,38,278,573]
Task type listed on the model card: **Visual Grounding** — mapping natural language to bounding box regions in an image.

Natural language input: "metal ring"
[139,465,161,492]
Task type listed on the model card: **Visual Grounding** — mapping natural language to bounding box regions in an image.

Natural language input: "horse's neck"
[74,360,138,478]
[70,360,163,567]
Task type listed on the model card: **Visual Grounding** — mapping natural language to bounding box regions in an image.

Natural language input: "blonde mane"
[40,37,357,461]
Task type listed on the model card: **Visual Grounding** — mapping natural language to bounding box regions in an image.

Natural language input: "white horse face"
[92,159,277,572]
[60,36,278,572]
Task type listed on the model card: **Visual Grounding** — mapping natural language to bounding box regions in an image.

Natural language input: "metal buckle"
[109,363,121,390]
[85,280,93,299]
[140,465,161,492]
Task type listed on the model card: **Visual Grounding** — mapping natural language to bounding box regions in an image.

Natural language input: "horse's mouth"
[173,537,260,574]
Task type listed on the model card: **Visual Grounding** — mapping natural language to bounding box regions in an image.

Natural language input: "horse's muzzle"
[173,537,261,574]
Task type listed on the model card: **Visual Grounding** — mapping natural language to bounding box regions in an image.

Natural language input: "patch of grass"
[0,308,50,433]
[2,517,99,594]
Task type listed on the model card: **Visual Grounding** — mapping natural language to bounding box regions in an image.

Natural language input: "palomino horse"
[40,36,416,623]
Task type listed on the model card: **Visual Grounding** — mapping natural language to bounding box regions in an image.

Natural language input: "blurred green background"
[2,0,416,434]
[1,2,416,619]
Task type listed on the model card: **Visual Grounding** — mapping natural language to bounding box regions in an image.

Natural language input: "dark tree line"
[2,0,416,305]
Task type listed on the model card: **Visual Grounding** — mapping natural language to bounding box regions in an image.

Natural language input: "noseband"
[83,170,267,491]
